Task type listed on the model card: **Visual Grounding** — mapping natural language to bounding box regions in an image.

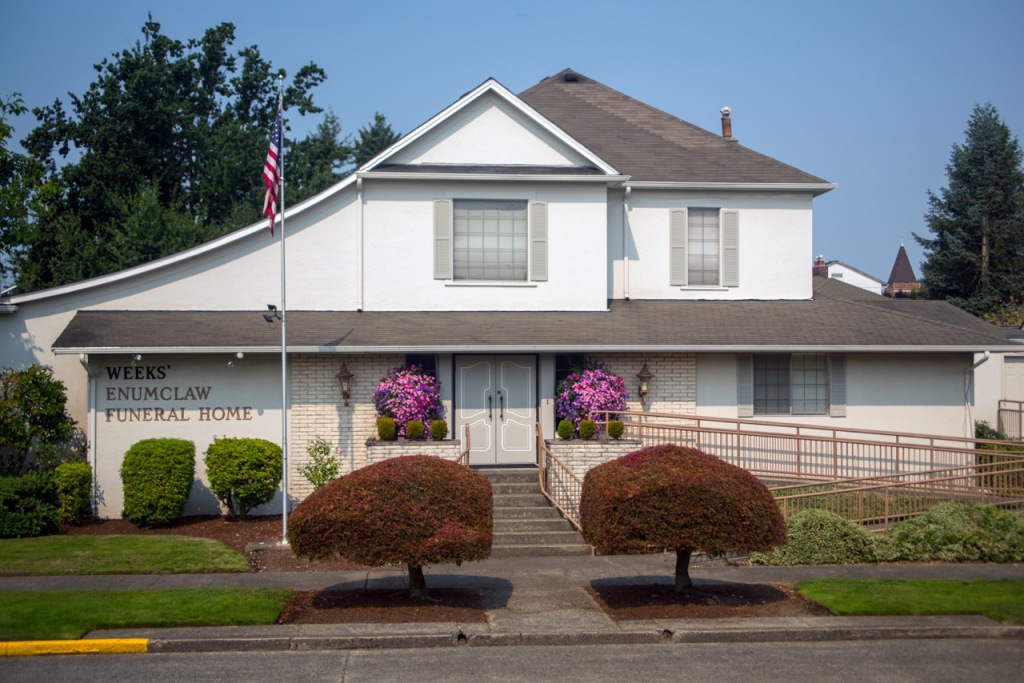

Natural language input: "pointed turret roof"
[887,245,918,284]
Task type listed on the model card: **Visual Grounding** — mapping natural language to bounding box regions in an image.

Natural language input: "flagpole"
[276,76,289,545]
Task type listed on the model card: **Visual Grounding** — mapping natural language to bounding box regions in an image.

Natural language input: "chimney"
[720,106,733,140]
[813,255,828,278]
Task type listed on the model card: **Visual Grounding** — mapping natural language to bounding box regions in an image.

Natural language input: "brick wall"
[366,441,463,464]
[546,439,642,479]
[588,353,696,415]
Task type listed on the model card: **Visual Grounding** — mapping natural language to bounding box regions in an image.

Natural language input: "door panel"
[456,356,536,465]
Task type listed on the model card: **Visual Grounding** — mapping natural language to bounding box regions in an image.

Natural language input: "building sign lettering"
[103,364,254,423]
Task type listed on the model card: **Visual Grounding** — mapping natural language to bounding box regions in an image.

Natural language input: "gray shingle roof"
[53,279,1018,354]
[518,69,830,186]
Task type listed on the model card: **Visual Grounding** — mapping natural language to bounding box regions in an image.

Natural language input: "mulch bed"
[586,582,832,620]
[277,588,488,624]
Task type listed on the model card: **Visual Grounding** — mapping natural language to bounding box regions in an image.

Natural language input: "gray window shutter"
[530,202,548,281]
[722,209,739,287]
[829,355,847,417]
[670,208,688,286]
[737,354,754,418]
[433,200,452,280]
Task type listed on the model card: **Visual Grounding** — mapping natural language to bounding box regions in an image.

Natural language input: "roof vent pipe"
[720,106,733,139]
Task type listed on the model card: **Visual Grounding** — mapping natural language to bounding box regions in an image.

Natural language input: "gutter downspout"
[356,177,364,311]
[965,350,991,438]
[623,186,631,300]
[78,354,98,516]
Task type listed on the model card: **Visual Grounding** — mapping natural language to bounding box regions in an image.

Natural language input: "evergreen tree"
[10,16,348,293]
[352,112,401,168]
[914,103,1024,317]
[0,93,41,291]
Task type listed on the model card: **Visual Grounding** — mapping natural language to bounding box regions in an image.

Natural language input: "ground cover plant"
[581,444,785,591]
[750,509,880,565]
[0,587,291,640]
[797,579,1024,624]
[288,455,492,598]
[0,535,249,575]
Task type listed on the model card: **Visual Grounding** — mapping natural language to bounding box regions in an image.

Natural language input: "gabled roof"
[887,245,919,284]
[826,260,885,286]
[519,69,833,191]
[53,278,1018,355]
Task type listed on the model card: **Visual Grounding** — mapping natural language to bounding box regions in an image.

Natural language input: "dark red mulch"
[277,588,489,624]
[586,582,833,620]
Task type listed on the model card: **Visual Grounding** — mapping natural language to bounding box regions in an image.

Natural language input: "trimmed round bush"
[607,420,625,440]
[750,509,879,565]
[557,420,574,440]
[430,419,449,441]
[579,419,597,440]
[54,461,93,525]
[204,438,282,518]
[288,455,492,597]
[377,417,397,441]
[0,472,59,538]
[877,502,1024,563]
[581,444,785,590]
[121,438,195,528]
[406,420,425,440]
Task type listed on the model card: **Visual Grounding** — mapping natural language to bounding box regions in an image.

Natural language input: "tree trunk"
[673,549,693,592]
[408,563,428,599]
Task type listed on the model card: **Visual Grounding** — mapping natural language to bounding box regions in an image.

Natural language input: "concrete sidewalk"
[3,555,1023,654]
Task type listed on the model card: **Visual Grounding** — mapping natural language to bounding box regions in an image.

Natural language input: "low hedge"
[878,502,1024,563]
[0,472,60,538]
[54,461,92,525]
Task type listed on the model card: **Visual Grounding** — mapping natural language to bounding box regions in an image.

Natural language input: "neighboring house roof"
[519,69,832,189]
[887,245,919,284]
[826,260,885,286]
[54,279,1018,355]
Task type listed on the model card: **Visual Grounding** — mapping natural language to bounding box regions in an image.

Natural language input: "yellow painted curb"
[1,638,149,656]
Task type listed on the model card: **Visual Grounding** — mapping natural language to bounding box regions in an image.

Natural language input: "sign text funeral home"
[103,364,254,423]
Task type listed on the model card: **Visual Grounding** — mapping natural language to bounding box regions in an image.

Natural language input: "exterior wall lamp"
[636,361,654,406]
[336,362,354,407]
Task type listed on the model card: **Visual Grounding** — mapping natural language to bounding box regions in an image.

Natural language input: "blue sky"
[4,0,1022,281]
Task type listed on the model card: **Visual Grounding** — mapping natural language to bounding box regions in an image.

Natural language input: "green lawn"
[0,535,249,575]
[0,588,291,640]
[797,578,1024,624]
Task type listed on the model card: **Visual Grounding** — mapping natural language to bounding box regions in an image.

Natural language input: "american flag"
[263,109,282,235]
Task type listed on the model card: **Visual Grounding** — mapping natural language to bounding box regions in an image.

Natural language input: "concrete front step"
[494,518,577,532]
[491,544,592,557]
[490,481,541,496]
[492,494,551,507]
[476,467,539,484]
[494,530,588,546]
[493,505,564,520]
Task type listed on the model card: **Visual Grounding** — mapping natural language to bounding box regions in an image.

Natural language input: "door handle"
[498,390,504,420]
[487,394,492,421]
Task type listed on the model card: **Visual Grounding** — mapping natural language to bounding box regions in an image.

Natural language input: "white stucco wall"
[360,180,609,311]
[696,352,977,439]
[826,262,884,295]
[619,191,814,301]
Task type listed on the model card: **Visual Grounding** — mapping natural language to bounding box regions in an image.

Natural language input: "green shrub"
[54,461,93,525]
[0,472,60,538]
[289,455,492,598]
[430,419,449,441]
[750,509,879,565]
[974,421,1024,491]
[204,438,282,518]
[557,420,574,440]
[120,439,195,528]
[878,502,1024,563]
[298,438,339,492]
[607,420,624,440]
[581,444,785,591]
[406,420,425,440]
[0,365,81,476]
[377,417,397,441]
[579,419,597,440]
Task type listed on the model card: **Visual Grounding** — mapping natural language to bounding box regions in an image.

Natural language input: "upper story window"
[454,200,528,281]
[670,208,739,288]
[434,199,548,283]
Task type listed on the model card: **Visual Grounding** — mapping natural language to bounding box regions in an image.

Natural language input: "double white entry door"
[455,356,536,465]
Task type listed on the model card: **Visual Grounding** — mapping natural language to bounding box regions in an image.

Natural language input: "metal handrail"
[998,399,1024,440]
[536,424,585,532]
[452,424,471,467]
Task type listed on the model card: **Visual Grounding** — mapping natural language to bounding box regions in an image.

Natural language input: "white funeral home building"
[1,69,1018,518]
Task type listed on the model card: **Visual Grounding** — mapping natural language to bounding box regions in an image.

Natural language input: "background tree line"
[0,16,399,293]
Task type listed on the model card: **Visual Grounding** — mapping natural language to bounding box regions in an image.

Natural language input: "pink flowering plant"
[555,362,629,437]
[373,365,445,438]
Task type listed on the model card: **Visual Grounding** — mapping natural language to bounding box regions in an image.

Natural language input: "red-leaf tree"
[288,455,492,598]
[580,444,785,592]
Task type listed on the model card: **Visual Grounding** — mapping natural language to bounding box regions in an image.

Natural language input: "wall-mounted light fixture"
[636,361,654,407]
[336,361,354,407]
[263,304,281,323]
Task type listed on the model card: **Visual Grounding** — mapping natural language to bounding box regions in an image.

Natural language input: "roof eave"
[628,181,837,196]
[357,171,630,184]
